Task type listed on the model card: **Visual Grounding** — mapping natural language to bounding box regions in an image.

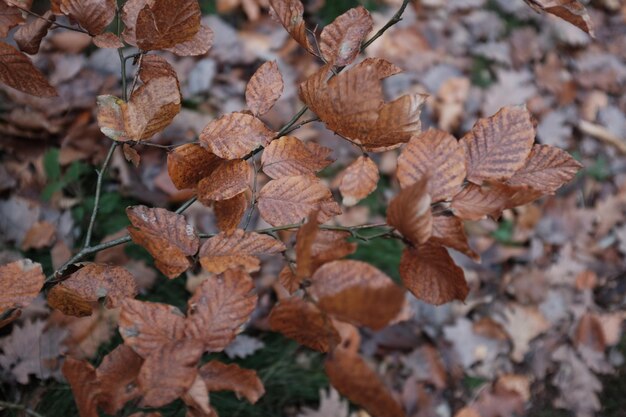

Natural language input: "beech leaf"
[0,41,57,97]
[200,112,275,160]
[387,177,433,245]
[197,159,251,202]
[246,60,284,117]
[261,136,333,179]
[14,11,55,54]
[60,0,116,35]
[0,259,45,316]
[167,143,223,191]
[198,360,265,404]
[134,0,201,51]
[214,192,249,232]
[268,0,314,53]
[320,6,373,66]
[337,155,379,206]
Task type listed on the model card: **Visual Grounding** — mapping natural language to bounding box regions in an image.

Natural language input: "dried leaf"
[0,259,44,315]
[387,177,433,245]
[200,112,275,160]
[524,0,594,36]
[92,32,124,48]
[246,60,284,117]
[430,215,479,261]
[184,269,257,352]
[47,264,138,317]
[120,0,150,45]
[258,175,341,226]
[96,344,143,415]
[134,0,201,50]
[461,106,535,184]
[353,57,403,79]
[60,0,116,35]
[138,339,203,407]
[63,357,101,417]
[320,6,372,66]
[309,260,405,330]
[139,54,179,83]
[506,144,582,194]
[574,313,606,352]
[118,298,186,358]
[199,360,265,403]
[182,374,211,415]
[198,159,251,202]
[14,11,55,54]
[199,230,286,274]
[164,24,214,56]
[0,41,57,97]
[268,296,340,352]
[262,136,333,179]
[214,192,249,232]
[268,0,313,53]
[308,231,357,268]
[399,244,469,305]
[167,143,222,190]
[127,206,200,278]
[337,155,379,206]
[294,211,319,281]
[0,2,23,38]
[450,183,512,221]
[397,129,466,202]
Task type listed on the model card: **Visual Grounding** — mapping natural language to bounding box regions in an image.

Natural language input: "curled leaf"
[199,361,265,404]
[14,11,55,54]
[387,177,433,245]
[268,0,313,53]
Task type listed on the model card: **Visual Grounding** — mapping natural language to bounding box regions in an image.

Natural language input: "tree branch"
[12,6,89,34]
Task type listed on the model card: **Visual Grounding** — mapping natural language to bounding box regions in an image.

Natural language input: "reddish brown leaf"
[461,106,535,184]
[92,32,124,48]
[184,269,257,352]
[138,54,179,84]
[507,144,582,194]
[167,143,222,190]
[337,155,379,206]
[0,41,57,97]
[430,215,479,261]
[294,211,319,280]
[246,60,284,117]
[122,144,141,167]
[268,296,340,352]
[524,0,594,36]
[198,159,251,202]
[309,260,405,330]
[353,57,403,79]
[47,264,138,317]
[96,344,143,415]
[14,11,55,54]
[397,129,466,202]
[63,358,101,417]
[138,339,203,407]
[198,361,265,404]
[198,230,286,274]
[308,230,357,268]
[387,177,433,245]
[258,175,341,226]
[118,298,186,358]
[0,2,23,38]
[214,191,249,232]
[268,0,314,53]
[200,112,275,160]
[261,136,333,179]
[574,313,606,352]
[450,183,512,221]
[127,206,200,278]
[325,347,406,417]
[399,244,469,305]
[60,0,115,35]
[278,265,300,294]
[164,24,214,56]
[320,6,372,66]
[0,259,44,315]
[134,0,201,50]
[121,0,150,45]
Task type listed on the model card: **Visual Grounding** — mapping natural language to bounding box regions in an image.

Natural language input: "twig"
[360,0,410,52]
[13,6,89,34]
[280,117,320,136]
[578,120,626,155]
[243,157,261,230]
[128,53,145,98]
[175,197,197,214]
[0,400,47,417]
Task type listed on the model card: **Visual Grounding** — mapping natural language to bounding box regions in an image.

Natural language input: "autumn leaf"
[138,54,180,84]
[184,269,258,352]
[134,0,201,50]
[164,24,214,56]
[118,298,186,358]
[320,6,373,66]
[0,2,23,38]
[0,41,57,97]
[60,0,116,35]
[431,215,479,261]
[197,159,251,202]
[387,177,433,245]
[450,183,511,221]
[92,32,124,48]
[246,60,284,117]
[461,106,535,184]
[127,206,200,278]
[353,57,403,79]
[309,260,405,330]
[399,244,469,305]
[261,136,333,179]
[268,296,340,352]
[268,0,314,53]
[214,191,249,232]
[96,344,143,415]
[294,211,319,281]
[0,259,45,317]
[198,229,286,274]
[167,143,222,190]
[200,112,275,160]
[14,11,55,55]
[524,0,594,36]
[337,155,379,206]
[258,175,341,226]
[198,360,265,403]
[397,129,466,202]
[62,357,102,417]
[47,264,138,317]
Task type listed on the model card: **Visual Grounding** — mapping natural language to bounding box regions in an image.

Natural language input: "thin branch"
[13,6,89,34]
[0,401,46,417]
[175,197,198,214]
[360,0,411,52]
[243,157,260,230]
[280,117,320,136]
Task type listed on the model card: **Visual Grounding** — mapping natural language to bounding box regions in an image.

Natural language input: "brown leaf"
[21,220,56,250]
[198,360,265,404]
[308,230,357,268]
[320,6,372,66]
[60,0,115,35]
[199,230,286,274]
[200,112,275,160]
[92,32,124,48]
[184,269,257,352]
[338,155,379,206]
[182,374,211,416]
[325,347,406,417]
[387,177,433,245]
[0,41,57,97]
[506,144,582,194]
[574,313,606,352]
[246,60,284,117]
[397,129,466,202]
[122,144,141,167]
[14,11,55,54]
[47,264,138,317]
[0,259,44,318]
[430,215,479,261]
[164,24,214,56]
[214,191,249,232]
[268,296,340,352]
[524,0,594,36]
[278,265,300,294]
[139,54,179,83]
[261,136,333,179]
[461,106,535,184]
[118,298,186,358]
[134,0,201,50]
[127,206,200,278]
[309,260,405,330]
[167,144,222,190]
[268,0,313,53]
[138,339,203,407]
[399,244,468,305]
[294,211,319,281]
[63,357,101,417]
[450,183,512,221]
[353,57,403,79]
[120,0,149,45]
[0,2,23,38]
[198,159,251,202]
[258,175,341,226]
[96,344,143,415]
